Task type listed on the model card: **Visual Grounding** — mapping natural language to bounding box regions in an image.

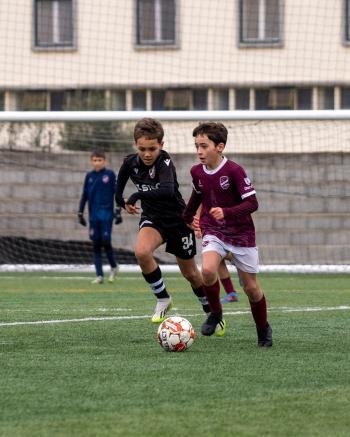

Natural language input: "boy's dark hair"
[134,118,164,143]
[192,122,228,145]
[90,149,106,159]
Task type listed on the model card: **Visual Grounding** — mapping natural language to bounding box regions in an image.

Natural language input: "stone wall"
[1,150,349,264]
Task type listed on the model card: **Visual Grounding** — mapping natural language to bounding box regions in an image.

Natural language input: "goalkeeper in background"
[78,149,122,284]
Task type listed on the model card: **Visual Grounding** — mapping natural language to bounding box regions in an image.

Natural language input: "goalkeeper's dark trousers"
[93,240,117,277]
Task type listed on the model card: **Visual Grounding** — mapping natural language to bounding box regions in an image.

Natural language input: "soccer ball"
[157,316,196,352]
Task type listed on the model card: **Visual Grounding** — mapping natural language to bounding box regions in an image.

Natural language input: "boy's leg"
[90,220,103,283]
[135,226,172,323]
[92,241,104,283]
[176,257,210,314]
[219,260,239,303]
[101,220,118,282]
[238,269,272,347]
[201,250,226,336]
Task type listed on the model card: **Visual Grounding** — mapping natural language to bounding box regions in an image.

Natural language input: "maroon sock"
[203,279,222,317]
[220,276,236,295]
[249,295,268,329]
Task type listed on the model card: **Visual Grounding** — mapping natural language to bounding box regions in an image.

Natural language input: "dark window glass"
[64,90,105,110]
[341,87,350,108]
[152,90,165,110]
[17,91,47,110]
[346,0,350,41]
[132,90,147,110]
[318,87,334,109]
[137,0,175,45]
[0,92,4,111]
[50,91,65,110]
[235,89,250,110]
[240,0,280,43]
[297,88,312,109]
[255,89,270,110]
[111,91,126,110]
[212,89,229,110]
[193,89,208,110]
[35,0,73,47]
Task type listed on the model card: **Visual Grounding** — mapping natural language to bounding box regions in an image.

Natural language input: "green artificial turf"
[0,272,349,436]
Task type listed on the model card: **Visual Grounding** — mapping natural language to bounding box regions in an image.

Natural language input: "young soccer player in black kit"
[115,118,209,323]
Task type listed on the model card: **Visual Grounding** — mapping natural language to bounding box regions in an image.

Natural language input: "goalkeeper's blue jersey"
[79,168,116,222]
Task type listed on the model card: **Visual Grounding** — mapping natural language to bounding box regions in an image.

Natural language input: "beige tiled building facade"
[0,0,350,112]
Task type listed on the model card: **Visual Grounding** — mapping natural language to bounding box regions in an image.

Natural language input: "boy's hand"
[210,207,224,221]
[126,193,139,206]
[114,207,123,225]
[125,203,140,215]
[77,212,87,227]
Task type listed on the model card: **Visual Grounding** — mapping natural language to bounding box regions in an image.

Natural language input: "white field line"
[1,264,350,273]
[0,305,349,328]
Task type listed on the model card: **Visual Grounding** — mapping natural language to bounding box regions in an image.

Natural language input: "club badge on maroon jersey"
[102,175,109,183]
[220,176,230,190]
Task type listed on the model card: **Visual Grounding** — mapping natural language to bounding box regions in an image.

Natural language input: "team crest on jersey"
[244,177,251,186]
[198,179,203,187]
[220,176,230,190]
[134,168,138,174]
[149,166,156,179]
[164,159,171,166]
[102,175,109,183]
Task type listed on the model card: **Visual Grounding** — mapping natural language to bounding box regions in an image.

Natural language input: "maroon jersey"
[184,157,258,247]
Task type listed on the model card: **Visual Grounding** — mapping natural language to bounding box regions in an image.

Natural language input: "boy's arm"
[183,188,202,225]
[222,194,258,219]
[115,163,130,209]
[77,174,89,226]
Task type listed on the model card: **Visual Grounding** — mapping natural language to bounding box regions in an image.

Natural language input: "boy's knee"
[243,284,262,301]
[135,246,152,263]
[201,267,217,286]
[182,268,200,284]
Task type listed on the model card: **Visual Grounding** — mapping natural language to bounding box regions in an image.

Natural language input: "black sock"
[142,267,170,299]
[191,285,210,313]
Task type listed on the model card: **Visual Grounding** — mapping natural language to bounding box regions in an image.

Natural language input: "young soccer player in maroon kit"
[183,122,272,346]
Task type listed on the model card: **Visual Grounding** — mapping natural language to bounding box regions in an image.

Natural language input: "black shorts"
[139,217,196,260]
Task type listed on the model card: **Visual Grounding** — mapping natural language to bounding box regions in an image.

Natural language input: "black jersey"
[115,150,186,226]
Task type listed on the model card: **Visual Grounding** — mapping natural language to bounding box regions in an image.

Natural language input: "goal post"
[0,111,350,273]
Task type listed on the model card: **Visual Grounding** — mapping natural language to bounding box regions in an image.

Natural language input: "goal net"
[0,0,350,272]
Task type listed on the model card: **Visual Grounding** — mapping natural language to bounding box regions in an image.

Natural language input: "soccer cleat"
[108,266,118,283]
[257,323,273,347]
[201,313,226,337]
[91,276,104,284]
[151,298,172,323]
[221,291,239,303]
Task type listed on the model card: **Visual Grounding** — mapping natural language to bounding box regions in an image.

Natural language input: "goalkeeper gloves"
[77,212,87,227]
[114,206,123,225]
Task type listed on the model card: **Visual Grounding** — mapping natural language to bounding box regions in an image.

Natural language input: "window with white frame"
[34,0,74,48]
[136,0,176,45]
[240,0,281,44]
[345,0,350,41]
